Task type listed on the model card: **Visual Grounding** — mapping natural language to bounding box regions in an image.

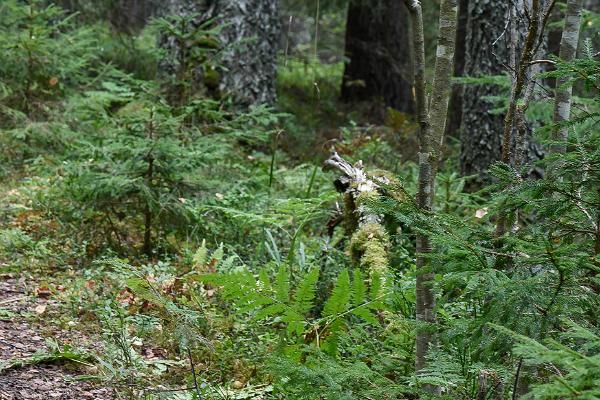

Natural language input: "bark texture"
[552,0,583,152]
[459,0,511,182]
[404,0,458,393]
[460,1,548,188]
[341,0,414,115]
[495,0,543,240]
[158,0,279,107]
[501,0,540,165]
[445,0,469,137]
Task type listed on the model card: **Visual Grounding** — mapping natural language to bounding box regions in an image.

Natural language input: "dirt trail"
[0,274,114,400]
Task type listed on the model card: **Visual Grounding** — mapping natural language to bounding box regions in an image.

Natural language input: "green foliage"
[201,263,387,358]
[0,1,598,399]
[0,0,98,117]
[492,322,600,399]
[268,350,410,399]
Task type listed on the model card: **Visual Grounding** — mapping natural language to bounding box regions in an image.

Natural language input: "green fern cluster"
[201,265,387,357]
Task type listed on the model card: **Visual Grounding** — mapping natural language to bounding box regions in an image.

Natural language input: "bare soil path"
[0,273,115,400]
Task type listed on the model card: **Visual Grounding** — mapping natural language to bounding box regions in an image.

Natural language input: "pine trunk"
[459,1,511,183]
[158,0,279,107]
[341,0,414,115]
[445,0,469,137]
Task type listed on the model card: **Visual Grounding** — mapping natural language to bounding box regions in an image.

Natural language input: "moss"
[368,171,409,203]
[203,66,221,90]
[343,192,359,236]
[354,190,379,206]
[349,222,389,274]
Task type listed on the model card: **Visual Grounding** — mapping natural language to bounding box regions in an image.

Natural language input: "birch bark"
[551,0,583,154]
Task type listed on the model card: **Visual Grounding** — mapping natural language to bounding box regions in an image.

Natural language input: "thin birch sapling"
[403,0,458,392]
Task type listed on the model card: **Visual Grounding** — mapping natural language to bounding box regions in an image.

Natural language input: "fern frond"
[323,269,351,318]
[292,267,319,315]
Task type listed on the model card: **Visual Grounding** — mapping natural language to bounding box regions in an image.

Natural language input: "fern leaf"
[275,264,290,303]
[258,267,271,288]
[323,269,351,317]
[351,307,379,325]
[252,303,286,321]
[192,239,208,270]
[369,271,385,309]
[352,269,366,306]
[126,277,167,308]
[292,268,319,315]
[282,310,307,336]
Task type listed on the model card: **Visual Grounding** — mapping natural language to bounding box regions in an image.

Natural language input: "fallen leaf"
[475,208,488,219]
[232,380,244,389]
[34,304,47,314]
[36,286,52,298]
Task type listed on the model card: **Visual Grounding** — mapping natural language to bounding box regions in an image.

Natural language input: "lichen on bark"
[323,152,393,276]
[349,222,390,275]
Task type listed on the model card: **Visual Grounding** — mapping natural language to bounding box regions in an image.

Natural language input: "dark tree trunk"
[459,1,511,184]
[158,0,280,108]
[56,0,160,33]
[341,0,414,116]
[107,0,160,33]
[444,0,469,138]
[460,1,546,188]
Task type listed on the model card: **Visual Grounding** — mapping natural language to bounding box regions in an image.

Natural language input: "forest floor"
[0,272,115,400]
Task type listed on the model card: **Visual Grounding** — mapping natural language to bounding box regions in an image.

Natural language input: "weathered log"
[323,151,390,275]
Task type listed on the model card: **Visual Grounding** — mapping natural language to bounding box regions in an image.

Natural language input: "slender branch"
[534,0,557,54]
[404,1,458,394]
[512,358,524,400]
[529,59,556,66]
[496,0,541,242]
[501,0,541,166]
[187,347,204,400]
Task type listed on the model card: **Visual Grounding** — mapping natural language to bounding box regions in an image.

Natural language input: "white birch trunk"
[552,0,583,153]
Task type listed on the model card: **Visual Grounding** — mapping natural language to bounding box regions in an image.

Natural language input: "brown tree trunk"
[341,0,414,116]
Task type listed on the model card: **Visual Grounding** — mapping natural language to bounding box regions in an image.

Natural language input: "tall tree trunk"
[56,0,159,33]
[460,1,549,190]
[444,0,469,138]
[341,0,414,116]
[551,0,583,154]
[107,0,159,33]
[404,0,458,394]
[459,1,511,185]
[158,0,280,108]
